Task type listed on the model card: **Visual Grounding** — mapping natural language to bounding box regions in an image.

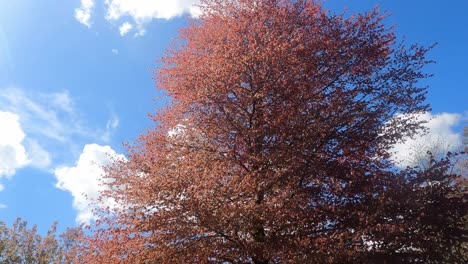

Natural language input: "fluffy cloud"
[75,0,95,27]
[106,0,201,21]
[391,112,464,168]
[0,111,50,187]
[119,21,133,36]
[54,144,125,224]
[75,0,201,36]
[0,111,29,178]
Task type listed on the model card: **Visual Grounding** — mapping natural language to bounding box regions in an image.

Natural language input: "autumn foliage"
[82,0,467,263]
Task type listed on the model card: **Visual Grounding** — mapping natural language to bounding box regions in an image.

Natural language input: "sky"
[0,0,467,234]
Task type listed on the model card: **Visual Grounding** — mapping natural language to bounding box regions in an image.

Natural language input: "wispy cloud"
[0,87,119,145]
[101,113,120,142]
[0,87,84,142]
[54,144,125,224]
[25,139,52,169]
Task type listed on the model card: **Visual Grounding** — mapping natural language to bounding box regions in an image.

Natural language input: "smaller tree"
[0,218,83,264]
[399,135,457,170]
[463,122,468,152]
[367,154,467,263]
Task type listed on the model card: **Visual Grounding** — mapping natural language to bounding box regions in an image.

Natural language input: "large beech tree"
[82,0,466,263]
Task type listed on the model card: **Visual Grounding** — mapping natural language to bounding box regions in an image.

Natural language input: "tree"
[397,133,468,177]
[463,122,468,152]
[82,0,466,263]
[0,218,83,263]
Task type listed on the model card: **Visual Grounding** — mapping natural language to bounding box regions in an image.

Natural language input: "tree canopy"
[81,0,467,263]
[0,218,82,264]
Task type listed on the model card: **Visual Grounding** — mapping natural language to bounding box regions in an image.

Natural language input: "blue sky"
[0,0,467,234]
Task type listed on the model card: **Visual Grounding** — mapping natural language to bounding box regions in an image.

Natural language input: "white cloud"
[111,48,119,54]
[0,87,116,144]
[75,0,95,27]
[105,0,201,21]
[101,113,119,142]
[391,112,463,168]
[0,86,120,169]
[168,123,186,137]
[1,87,122,209]
[50,90,75,113]
[75,0,200,36]
[0,111,52,178]
[54,144,125,224]
[0,204,6,209]
[0,87,83,142]
[24,139,52,169]
[119,22,133,36]
[0,111,29,178]
[106,114,119,131]
[106,0,201,36]
[0,110,50,207]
